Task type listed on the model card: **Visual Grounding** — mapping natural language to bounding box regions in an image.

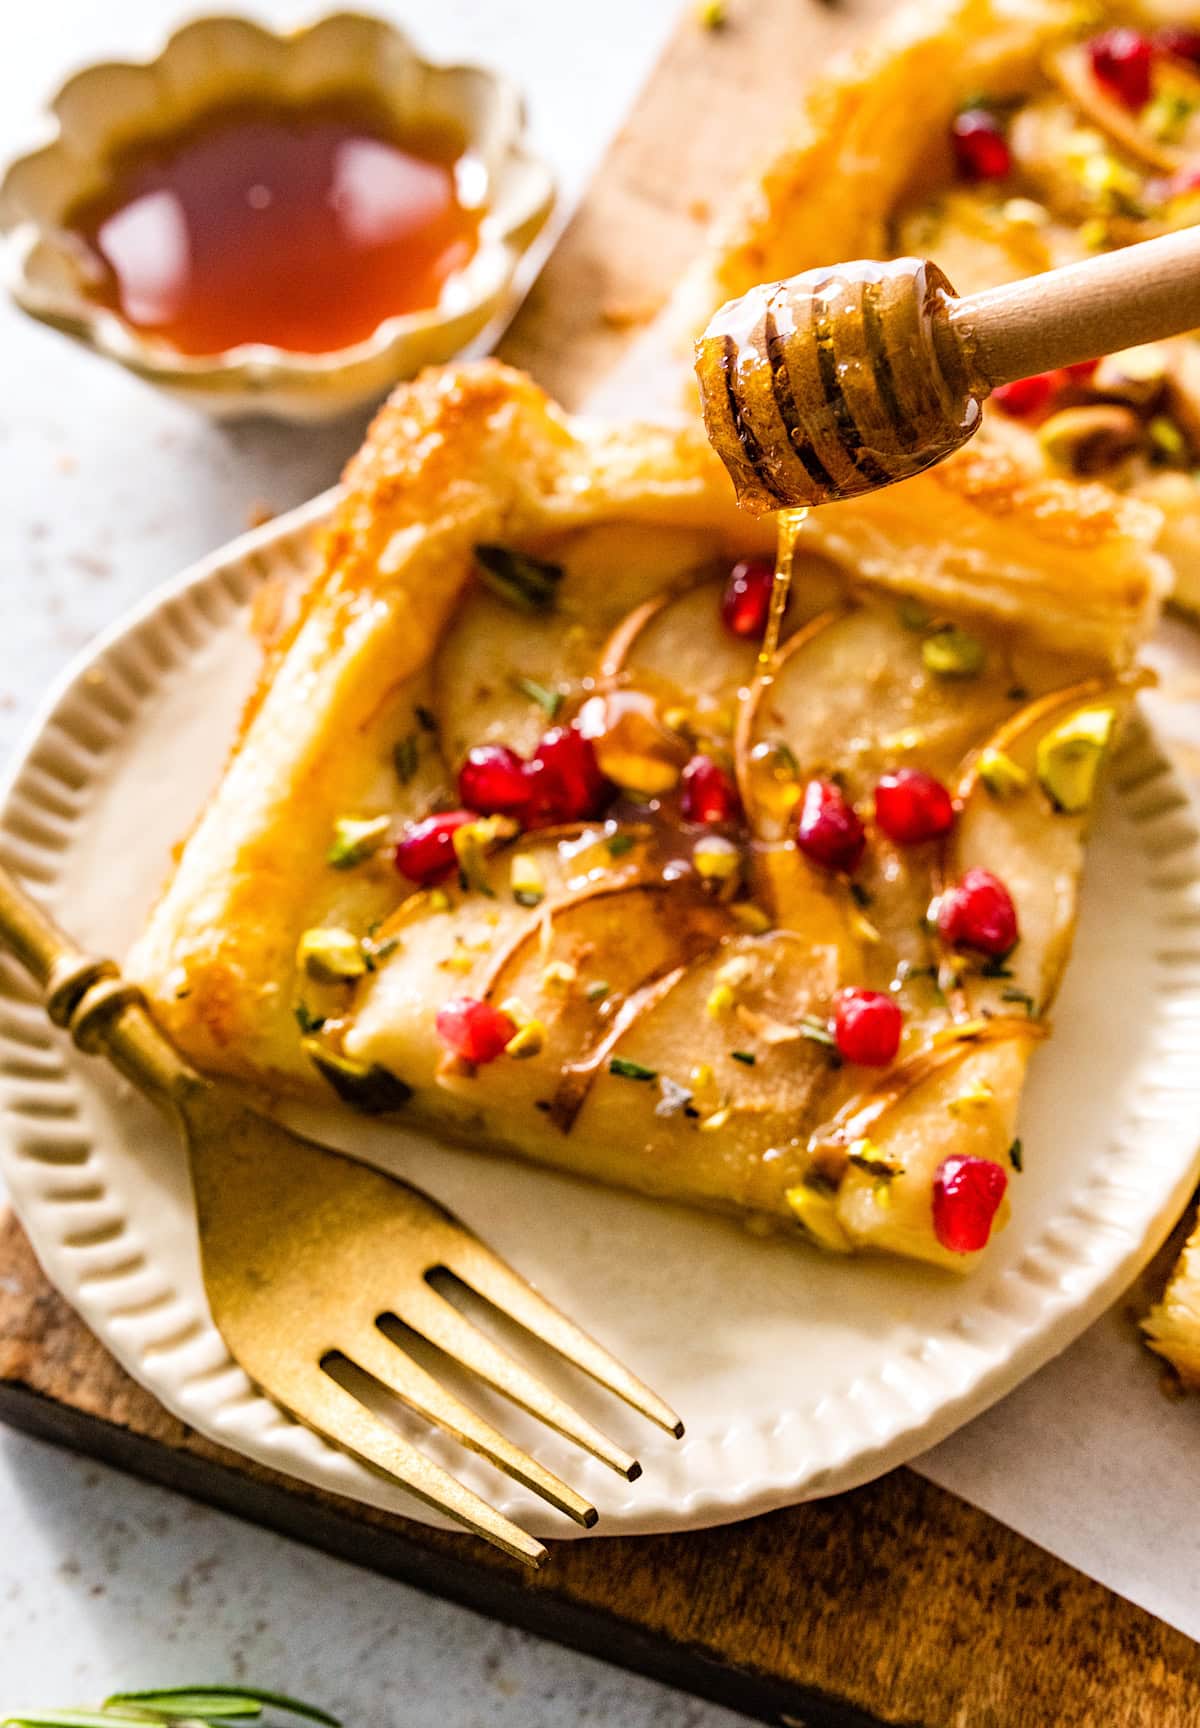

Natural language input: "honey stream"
[756,505,809,682]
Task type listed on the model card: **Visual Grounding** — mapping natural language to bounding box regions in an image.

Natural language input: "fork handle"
[0,858,202,1108]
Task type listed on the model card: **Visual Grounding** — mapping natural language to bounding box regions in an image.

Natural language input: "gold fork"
[0,862,683,1565]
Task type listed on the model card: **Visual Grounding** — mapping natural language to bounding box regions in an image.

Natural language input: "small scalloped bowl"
[0,12,554,420]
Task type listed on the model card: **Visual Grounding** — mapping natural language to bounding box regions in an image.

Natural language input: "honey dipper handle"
[946,226,1200,391]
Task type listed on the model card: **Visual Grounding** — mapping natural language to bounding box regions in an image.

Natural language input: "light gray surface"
[0,2,746,1719]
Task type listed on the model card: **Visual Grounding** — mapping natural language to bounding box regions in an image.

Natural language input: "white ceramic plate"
[2,498,1200,1541]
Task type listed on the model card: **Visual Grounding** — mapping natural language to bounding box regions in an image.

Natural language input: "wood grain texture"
[499,0,896,407]
[2,1212,1199,1728]
[2,2,1200,1724]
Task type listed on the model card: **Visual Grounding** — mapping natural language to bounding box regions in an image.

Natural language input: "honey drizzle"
[761,507,809,677]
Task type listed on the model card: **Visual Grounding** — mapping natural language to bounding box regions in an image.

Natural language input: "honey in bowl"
[64,92,485,356]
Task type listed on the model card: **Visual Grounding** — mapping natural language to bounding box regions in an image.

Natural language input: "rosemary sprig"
[4,1687,340,1728]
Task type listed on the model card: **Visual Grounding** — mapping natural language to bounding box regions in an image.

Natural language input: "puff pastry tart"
[128,362,1166,1271]
[675,0,1200,611]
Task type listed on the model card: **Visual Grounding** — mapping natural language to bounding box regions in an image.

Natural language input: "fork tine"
[442,1235,685,1439]
[398,1282,642,1479]
[345,1326,597,1527]
[280,1359,546,1566]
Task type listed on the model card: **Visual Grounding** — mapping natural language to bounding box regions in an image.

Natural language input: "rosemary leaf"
[106,1691,339,1726]
[474,544,564,613]
[610,1056,657,1082]
[511,675,563,719]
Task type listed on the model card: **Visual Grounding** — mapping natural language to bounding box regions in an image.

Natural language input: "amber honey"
[65,92,485,355]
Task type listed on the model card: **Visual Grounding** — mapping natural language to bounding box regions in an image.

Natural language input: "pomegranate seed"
[932,1155,1008,1253]
[458,744,532,817]
[435,996,515,1064]
[874,769,956,844]
[1088,28,1154,109]
[394,810,474,886]
[1061,358,1099,384]
[938,866,1019,957]
[680,753,742,824]
[832,987,903,1066]
[721,557,776,638]
[991,372,1061,418]
[1157,25,1200,66]
[526,723,612,823]
[1162,164,1200,200]
[951,110,1012,182]
[795,779,866,874]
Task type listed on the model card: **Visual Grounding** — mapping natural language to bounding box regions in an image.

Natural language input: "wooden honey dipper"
[694,233,1200,510]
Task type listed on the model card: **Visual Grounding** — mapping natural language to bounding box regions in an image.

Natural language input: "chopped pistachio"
[848,1135,900,1178]
[706,981,735,1018]
[610,1056,658,1082]
[664,705,692,734]
[297,926,367,984]
[883,724,927,753]
[716,954,755,988]
[948,1081,995,1115]
[798,1014,838,1050]
[1093,344,1168,408]
[785,1184,853,1253]
[848,905,882,946]
[302,1040,412,1114]
[512,674,564,719]
[453,813,519,894]
[428,887,452,913]
[694,834,741,886]
[510,852,545,907]
[542,960,578,990]
[1080,216,1110,251]
[1008,1136,1024,1172]
[327,814,390,869]
[1001,196,1049,227]
[698,0,727,26]
[1144,90,1193,144]
[730,902,772,934]
[505,1020,545,1059]
[1149,415,1188,462]
[606,832,637,857]
[690,1062,721,1113]
[585,979,610,1002]
[294,1001,326,1035]
[442,941,476,974]
[931,1018,989,1045]
[978,747,1029,798]
[698,1106,732,1131]
[1036,704,1115,813]
[1038,404,1141,474]
[474,544,564,613]
[922,625,985,679]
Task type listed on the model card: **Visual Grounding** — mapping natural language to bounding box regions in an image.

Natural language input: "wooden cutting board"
[2,2,1200,1723]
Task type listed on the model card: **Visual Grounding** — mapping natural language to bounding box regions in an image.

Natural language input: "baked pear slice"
[433,523,722,767]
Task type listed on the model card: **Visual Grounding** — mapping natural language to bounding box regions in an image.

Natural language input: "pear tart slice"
[130,362,1162,1270]
[672,0,1200,612]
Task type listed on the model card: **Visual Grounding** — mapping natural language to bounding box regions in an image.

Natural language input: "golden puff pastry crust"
[130,361,1164,1269]
[672,0,1200,611]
